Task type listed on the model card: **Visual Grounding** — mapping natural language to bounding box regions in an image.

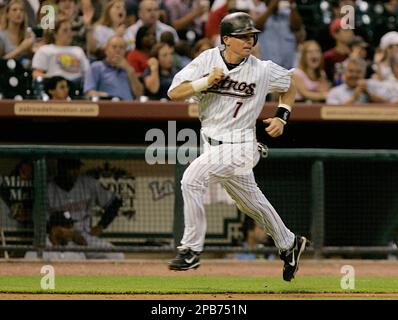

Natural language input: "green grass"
[0,275,398,294]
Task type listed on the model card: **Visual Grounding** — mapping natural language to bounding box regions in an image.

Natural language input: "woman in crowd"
[56,0,91,49]
[293,40,329,102]
[372,31,398,81]
[32,17,89,88]
[0,0,34,63]
[87,0,127,60]
[127,23,156,76]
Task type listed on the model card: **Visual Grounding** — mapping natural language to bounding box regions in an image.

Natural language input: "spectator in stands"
[372,31,398,81]
[56,0,91,49]
[87,0,128,60]
[192,37,214,58]
[225,216,274,260]
[205,0,257,46]
[126,23,156,76]
[44,76,70,100]
[255,0,303,69]
[124,0,179,51]
[32,17,90,88]
[383,53,398,103]
[0,0,35,63]
[124,0,139,25]
[143,42,178,100]
[160,31,191,69]
[24,211,88,260]
[17,0,39,29]
[326,57,391,105]
[164,0,209,44]
[47,158,124,259]
[84,35,143,100]
[324,18,354,84]
[125,0,170,24]
[294,40,329,102]
[348,35,373,79]
[349,36,369,60]
[81,0,107,25]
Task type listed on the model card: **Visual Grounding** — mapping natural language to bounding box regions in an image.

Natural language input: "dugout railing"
[1,146,398,258]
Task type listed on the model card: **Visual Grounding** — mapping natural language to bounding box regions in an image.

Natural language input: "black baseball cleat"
[279,235,308,282]
[168,247,200,271]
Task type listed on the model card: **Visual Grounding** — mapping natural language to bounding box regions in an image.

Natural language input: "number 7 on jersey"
[233,102,243,118]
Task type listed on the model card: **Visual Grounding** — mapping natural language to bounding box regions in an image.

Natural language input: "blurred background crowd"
[0,0,397,104]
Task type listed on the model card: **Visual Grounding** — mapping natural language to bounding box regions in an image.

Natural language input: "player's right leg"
[169,144,238,271]
[169,149,211,271]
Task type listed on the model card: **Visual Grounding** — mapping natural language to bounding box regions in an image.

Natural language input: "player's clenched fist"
[208,68,225,86]
[263,117,285,137]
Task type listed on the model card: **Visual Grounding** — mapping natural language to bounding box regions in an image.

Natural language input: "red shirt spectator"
[127,49,149,75]
[323,18,354,84]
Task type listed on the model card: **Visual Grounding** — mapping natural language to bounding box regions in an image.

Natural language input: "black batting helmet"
[220,12,261,45]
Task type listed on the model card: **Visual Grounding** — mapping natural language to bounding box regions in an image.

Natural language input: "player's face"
[224,34,256,60]
[58,166,80,191]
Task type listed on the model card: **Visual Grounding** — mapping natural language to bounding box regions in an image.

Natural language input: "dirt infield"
[1,259,398,277]
[1,259,398,299]
[2,293,398,300]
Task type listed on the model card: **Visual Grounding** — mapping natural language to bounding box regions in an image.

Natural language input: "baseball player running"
[167,12,308,281]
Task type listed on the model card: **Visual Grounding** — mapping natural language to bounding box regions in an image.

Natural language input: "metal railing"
[1,146,398,258]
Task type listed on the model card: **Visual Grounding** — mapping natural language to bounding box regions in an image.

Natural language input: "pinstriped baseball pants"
[180,141,295,252]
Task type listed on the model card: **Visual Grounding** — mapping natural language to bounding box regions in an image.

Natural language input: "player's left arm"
[263,74,297,138]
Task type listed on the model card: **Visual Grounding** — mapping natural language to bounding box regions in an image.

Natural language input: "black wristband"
[275,106,291,123]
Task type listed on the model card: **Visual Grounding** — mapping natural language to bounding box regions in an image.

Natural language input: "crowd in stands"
[0,0,398,104]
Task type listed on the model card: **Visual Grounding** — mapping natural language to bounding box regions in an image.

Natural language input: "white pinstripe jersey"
[168,47,293,143]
